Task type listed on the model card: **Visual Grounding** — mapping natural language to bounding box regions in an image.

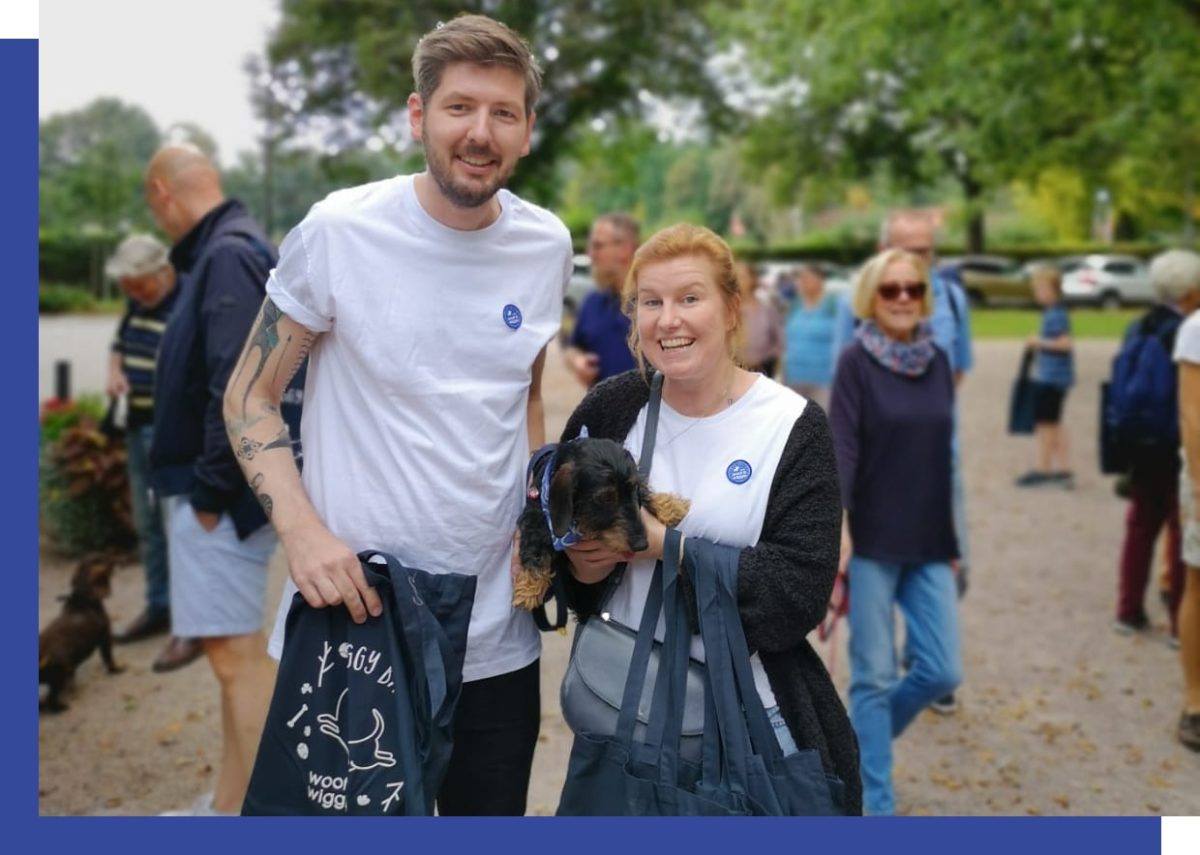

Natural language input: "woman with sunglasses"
[828,247,962,815]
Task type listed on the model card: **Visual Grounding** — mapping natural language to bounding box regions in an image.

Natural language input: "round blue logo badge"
[502,304,523,330]
[726,460,752,484]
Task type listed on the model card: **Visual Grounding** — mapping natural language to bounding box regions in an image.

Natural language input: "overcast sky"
[39,0,281,166]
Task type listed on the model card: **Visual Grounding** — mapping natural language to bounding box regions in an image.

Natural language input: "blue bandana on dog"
[529,426,590,551]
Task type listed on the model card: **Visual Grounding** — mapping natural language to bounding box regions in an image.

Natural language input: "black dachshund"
[39,555,124,713]
[513,433,689,613]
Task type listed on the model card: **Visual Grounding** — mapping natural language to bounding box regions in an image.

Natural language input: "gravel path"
[37,322,1200,815]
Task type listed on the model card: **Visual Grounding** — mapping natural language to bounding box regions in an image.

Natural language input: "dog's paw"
[39,699,67,715]
[512,569,553,611]
[107,663,126,675]
[647,492,691,527]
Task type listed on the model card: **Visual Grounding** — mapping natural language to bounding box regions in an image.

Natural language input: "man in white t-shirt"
[1162,249,1200,752]
[223,14,573,814]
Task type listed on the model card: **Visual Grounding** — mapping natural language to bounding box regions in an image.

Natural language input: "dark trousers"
[1117,457,1185,632]
[436,658,541,816]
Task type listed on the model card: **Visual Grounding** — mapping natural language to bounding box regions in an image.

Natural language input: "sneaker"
[1113,614,1150,636]
[1048,471,1075,489]
[1179,712,1200,752]
[1014,470,1050,487]
[160,792,235,817]
[1168,634,1181,650]
[929,692,958,715]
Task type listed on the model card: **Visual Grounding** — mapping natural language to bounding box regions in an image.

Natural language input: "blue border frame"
[19,35,1163,853]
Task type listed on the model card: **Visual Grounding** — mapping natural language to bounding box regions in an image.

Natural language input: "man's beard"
[424,142,515,209]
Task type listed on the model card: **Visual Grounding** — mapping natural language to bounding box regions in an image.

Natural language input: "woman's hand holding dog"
[281,523,383,624]
[566,509,669,583]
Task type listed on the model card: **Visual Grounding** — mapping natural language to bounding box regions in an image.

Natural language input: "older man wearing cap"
[104,235,203,673]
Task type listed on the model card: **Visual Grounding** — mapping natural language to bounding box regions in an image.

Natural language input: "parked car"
[1061,254,1153,309]
[938,255,1031,307]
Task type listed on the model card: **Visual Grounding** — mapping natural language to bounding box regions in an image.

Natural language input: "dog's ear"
[548,462,575,537]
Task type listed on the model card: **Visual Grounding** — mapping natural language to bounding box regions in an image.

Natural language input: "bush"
[38,397,135,556]
[39,395,107,445]
[39,283,97,314]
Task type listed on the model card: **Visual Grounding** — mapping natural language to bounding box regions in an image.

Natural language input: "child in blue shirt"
[1016,264,1075,487]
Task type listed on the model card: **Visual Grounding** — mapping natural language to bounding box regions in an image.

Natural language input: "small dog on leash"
[39,554,124,713]
[512,433,690,612]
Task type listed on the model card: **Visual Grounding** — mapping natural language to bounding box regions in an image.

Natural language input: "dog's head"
[547,438,649,554]
[68,554,116,600]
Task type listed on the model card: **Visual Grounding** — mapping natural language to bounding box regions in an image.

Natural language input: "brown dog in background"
[39,555,124,713]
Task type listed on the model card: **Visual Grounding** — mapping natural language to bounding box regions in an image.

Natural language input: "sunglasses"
[877,281,927,301]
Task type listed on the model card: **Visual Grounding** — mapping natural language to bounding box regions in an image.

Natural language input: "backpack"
[1099,311,1181,474]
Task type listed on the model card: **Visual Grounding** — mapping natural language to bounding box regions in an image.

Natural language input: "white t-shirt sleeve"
[266,218,334,333]
[1174,312,1200,364]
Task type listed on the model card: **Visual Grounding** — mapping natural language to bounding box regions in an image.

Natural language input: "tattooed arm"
[223,297,382,623]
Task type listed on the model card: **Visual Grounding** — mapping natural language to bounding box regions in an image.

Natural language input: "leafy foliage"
[719,0,1200,250]
[38,284,97,315]
[38,398,135,557]
[261,0,729,204]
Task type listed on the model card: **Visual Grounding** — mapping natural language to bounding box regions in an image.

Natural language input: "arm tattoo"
[250,473,274,518]
[236,300,281,416]
[235,426,294,461]
[232,299,306,418]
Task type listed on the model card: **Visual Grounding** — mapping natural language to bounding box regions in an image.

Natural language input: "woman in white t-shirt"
[556,223,859,814]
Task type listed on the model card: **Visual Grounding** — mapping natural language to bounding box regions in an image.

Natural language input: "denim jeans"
[766,704,800,757]
[126,424,169,615]
[847,556,962,815]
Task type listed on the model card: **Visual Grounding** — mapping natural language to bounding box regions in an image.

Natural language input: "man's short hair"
[593,213,640,245]
[412,14,543,114]
[105,234,170,280]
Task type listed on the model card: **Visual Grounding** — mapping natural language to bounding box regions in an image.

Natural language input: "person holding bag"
[555,223,859,815]
[828,248,962,816]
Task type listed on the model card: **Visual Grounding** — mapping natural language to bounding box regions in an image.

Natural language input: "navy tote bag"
[689,538,845,815]
[242,551,475,815]
[557,530,845,816]
[1008,347,1037,435]
[557,531,748,815]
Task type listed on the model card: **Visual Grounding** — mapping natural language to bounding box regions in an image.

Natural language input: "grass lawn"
[971,307,1139,340]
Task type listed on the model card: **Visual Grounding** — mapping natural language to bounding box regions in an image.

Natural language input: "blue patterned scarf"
[855,319,937,377]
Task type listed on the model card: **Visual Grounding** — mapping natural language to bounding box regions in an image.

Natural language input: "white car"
[1061,254,1153,309]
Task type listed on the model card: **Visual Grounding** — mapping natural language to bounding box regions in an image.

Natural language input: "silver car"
[1061,254,1152,309]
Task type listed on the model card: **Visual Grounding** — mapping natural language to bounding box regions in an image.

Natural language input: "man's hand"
[838,518,852,581]
[106,370,129,399]
[1025,335,1040,350]
[194,509,221,532]
[281,524,384,623]
[566,349,600,387]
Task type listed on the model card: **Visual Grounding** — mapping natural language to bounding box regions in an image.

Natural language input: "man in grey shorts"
[144,144,303,814]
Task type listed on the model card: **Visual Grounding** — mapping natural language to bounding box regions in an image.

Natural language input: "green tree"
[722,0,1200,250]
[39,97,162,234]
[262,0,731,205]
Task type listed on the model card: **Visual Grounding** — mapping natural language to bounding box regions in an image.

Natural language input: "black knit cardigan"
[560,370,862,815]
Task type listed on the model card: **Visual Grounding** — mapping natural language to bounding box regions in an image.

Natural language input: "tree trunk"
[962,173,985,253]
